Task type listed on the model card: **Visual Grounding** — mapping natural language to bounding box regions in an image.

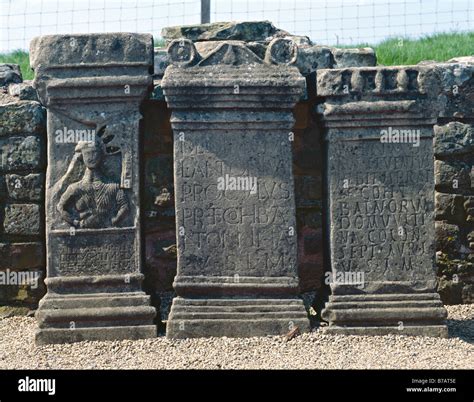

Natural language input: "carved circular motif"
[267,38,298,65]
[168,39,197,66]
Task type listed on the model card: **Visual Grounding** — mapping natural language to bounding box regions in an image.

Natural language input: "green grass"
[0,50,33,80]
[371,32,474,66]
[1,32,472,81]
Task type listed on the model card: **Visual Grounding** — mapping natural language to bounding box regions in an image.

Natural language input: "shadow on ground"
[448,318,474,343]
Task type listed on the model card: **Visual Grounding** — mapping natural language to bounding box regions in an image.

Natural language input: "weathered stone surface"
[8,81,39,101]
[161,23,338,82]
[194,39,319,73]
[448,56,474,64]
[162,21,288,42]
[436,251,474,304]
[435,192,465,224]
[264,37,298,65]
[0,101,45,136]
[30,33,156,344]
[4,204,41,235]
[462,284,474,303]
[295,46,333,76]
[0,136,43,172]
[0,64,22,87]
[435,221,461,256]
[465,196,474,222]
[162,40,310,338]
[0,242,44,270]
[318,62,472,119]
[434,122,474,156]
[6,173,43,201]
[468,230,474,249]
[317,65,448,337]
[436,276,463,304]
[432,63,473,119]
[195,40,245,58]
[246,41,268,59]
[331,47,376,68]
[434,159,472,192]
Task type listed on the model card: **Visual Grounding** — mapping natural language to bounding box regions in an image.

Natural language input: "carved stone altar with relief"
[30,33,157,344]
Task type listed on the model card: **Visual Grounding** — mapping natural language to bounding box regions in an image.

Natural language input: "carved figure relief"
[54,128,129,229]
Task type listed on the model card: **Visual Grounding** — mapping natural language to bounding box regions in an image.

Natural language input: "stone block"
[8,81,39,101]
[0,64,22,87]
[6,173,44,201]
[331,48,376,68]
[4,204,41,235]
[0,101,45,136]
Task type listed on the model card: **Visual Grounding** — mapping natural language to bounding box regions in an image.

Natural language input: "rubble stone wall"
[0,65,46,315]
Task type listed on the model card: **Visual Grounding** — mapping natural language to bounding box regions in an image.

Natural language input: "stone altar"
[317,66,449,337]
[162,38,311,338]
[30,33,157,344]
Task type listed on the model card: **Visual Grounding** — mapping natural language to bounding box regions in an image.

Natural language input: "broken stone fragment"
[434,159,472,192]
[435,221,462,256]
[162,244,177,258]
[437,276,463,304]
[5,173,44,201]
[330,47,376,68]
[7,81,39,101]
[0,64,22,87]
[161,20,288,42]
[154,187,173,207]
[464,196,474,222]
[435,192,465,224]
[285,326,301,341]
[434,122,474,156]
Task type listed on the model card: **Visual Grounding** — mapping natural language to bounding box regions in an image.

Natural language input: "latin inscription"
[330,139,435,281]
[175,132,297,277]
[52,231,137,276]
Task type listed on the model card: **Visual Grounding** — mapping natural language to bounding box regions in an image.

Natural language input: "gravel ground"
[0,304,472,369]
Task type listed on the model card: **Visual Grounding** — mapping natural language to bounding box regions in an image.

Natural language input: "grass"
[370,32,474,66]
[0,50,33,80]
[0,32,473,81]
